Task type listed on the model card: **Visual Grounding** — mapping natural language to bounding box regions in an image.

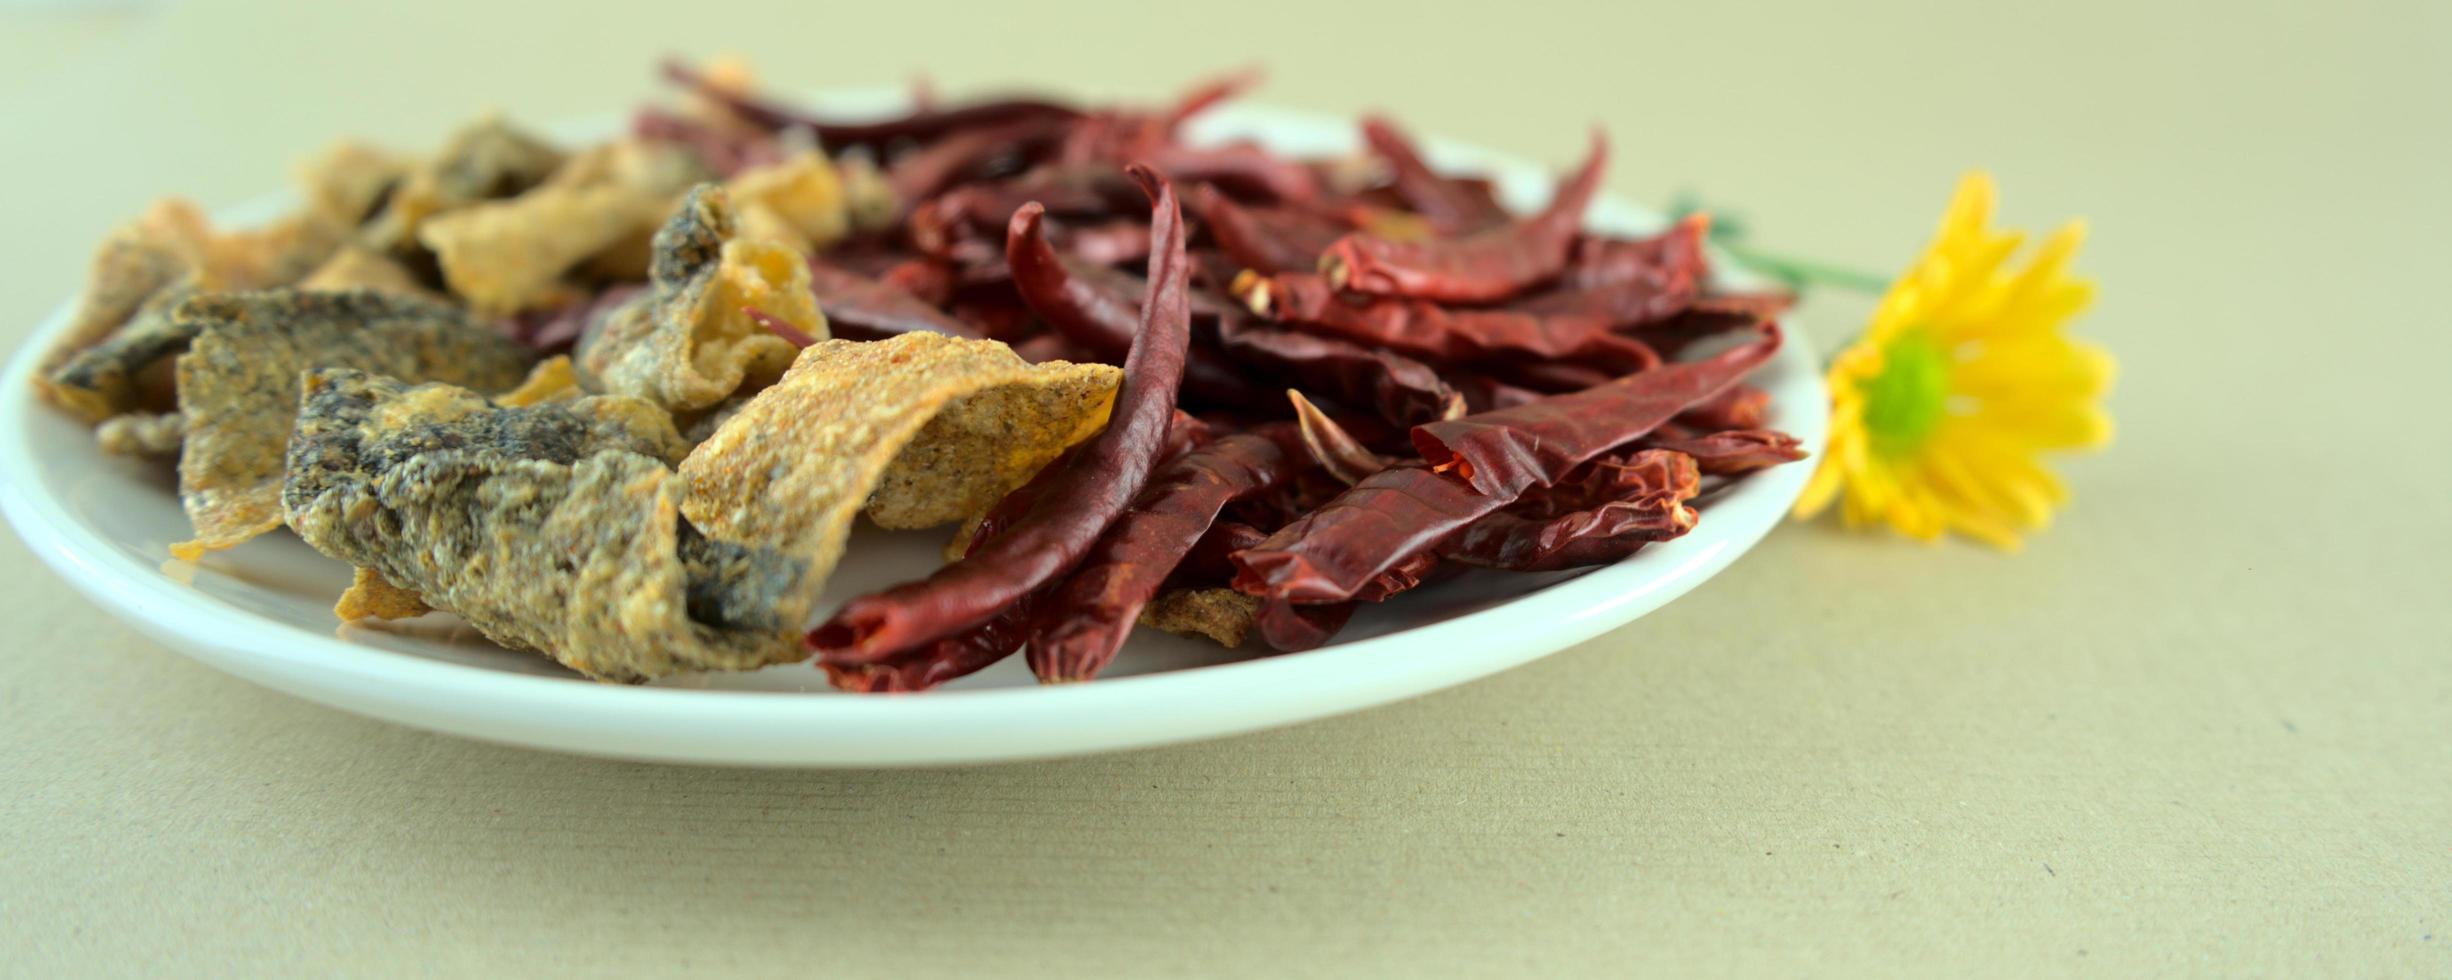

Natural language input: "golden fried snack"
[95,412,185,459]
[419,140,709,314]
[725,151,851,252]
[35,200,203,388]
[295,141,410,227]
[493,356,583,408]
[42,200,345,422]
[171,289,532,559]
[285,369,798,681]
[297,244,439,300]
[577,184,820,412]
[1138,588,1261,648]
[333,567,431,622]
[678,333,1121,631]
[360,116,564,256]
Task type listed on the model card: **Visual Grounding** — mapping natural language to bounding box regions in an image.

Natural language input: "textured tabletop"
[2,2,2444,975]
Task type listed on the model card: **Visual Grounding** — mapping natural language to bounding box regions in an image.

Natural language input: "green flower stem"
[1716,241,1892,295]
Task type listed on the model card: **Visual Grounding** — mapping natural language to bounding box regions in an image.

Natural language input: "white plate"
[0,97,1825,767]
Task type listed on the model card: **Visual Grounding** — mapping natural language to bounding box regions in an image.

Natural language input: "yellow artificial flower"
[1791,172,2113,550]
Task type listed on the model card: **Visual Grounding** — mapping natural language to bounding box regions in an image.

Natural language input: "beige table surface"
[2,1,2445,976]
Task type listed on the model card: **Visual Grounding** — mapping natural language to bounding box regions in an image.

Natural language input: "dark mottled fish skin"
[36,212,196,416]
[574,183,801,412]
[360,117,566,256]
[647,183,732,285]
[45,281,201,421]
[675,522,803,633]
[282,369,803,681]
[171,288,535,557]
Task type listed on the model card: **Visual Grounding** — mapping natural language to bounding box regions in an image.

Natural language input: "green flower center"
[1858,330,1952,457]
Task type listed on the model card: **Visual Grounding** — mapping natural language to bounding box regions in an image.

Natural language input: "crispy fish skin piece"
[40,199,345,422]
[334,566,430,622]
[38,200,209,389]
[284,369,796,681]
[836,155,899,235]
[360,116,565,256]
[678,333,1121,629]
[95,411,185,458]
[298,244,440,300]
[296,141,410,227]
[578,184,819,412]
[215,210,348,289]
[420,140,710,314]
[731,202,813,254]
[494,356,583,408]
[725,151,850,252]
[171,289,533,559]
[45,281,201,423]
[1138,588,1260,648]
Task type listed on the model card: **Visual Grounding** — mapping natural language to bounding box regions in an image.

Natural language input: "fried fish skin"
[333,566,430,622]
[725,151,851,252]
[295,140,410,228]
[297,244,440,300]
[95,411,186,459]
[577,184,818,413]
[421,140,710,314]
[1138,588,1261,649]
[360,116,565,256]
[677,333,1121,632]
[45,280,202,423]
[283,369,799,681]
[171,289,532,559]
[41,200,346,423]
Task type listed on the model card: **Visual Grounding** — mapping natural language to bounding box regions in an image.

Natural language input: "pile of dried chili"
[652,61,1806,689]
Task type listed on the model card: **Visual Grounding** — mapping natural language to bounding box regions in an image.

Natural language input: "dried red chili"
[740,306,819,348]
[1289,390,1393,484]
[1632,304,1775,361]
[630,107,782,177]
[1144,143,1320,203]
[1552,214,1712,293]
[1351,549,1449,603]
[1010,332,1085,364]
[1316,132,1606,303]
[821,458,1062,692]
[884,116,1072,208]
[1055,219,1154,267]
[910,166,1142,257]
[663,58,1082,154]
[1173,520,1268,585]
[1236,327,1779,602]
[808,165,1194,664]
[1026,426,1308,682]
[1358,115,1511,234]
[1230,462,1497,603]
[1450,373,1548,413]
[1235,270,1647,371]
[1186,184,1345,275]
[1675,383,1771,432]
[1252,598,1354,651]
[1057,68,1262,164]
[1482,347,1659,394]
[1641,428,1804,475]
[1412,325,1783,495]
[1440,450,1701,572]
[802,259,982,339]
[1004,201,1276,409]
[1210,316,1463,426]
